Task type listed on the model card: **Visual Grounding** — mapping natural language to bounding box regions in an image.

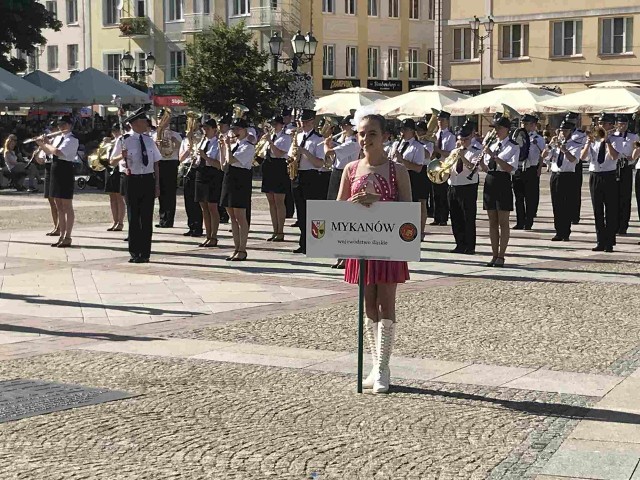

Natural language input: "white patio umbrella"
[23,70,62,93]
[375,85,470,118]
[538,80,640,114]
[51,67,151,105]
[0,67,51,105]
[314,87,389,116]
[446,82,561,116]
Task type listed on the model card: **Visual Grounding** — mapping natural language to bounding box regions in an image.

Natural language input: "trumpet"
[587,126,608,142]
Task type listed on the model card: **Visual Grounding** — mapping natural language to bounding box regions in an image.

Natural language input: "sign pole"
[357,259,365,393]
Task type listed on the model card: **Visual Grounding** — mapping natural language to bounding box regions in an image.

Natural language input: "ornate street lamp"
[469,16,494,94]
[120,51,155,82]
[269,30,317,72]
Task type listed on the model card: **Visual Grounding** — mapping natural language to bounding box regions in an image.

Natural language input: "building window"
[345,0,356,15]
[105,53,121,80]
[322,0,335,13]
[367,47,379,78]
[167,0,184,21]
[601,17,633,55]
[453,27,476,61]
[426,49,434,78]
[104,0,120,25]
[388,0,398,18]
[409,0,419,19]
[501,24,529,59]
[231,0,250,16]
[368,0,378,17]
[346,46,357,77]
[387,47,399,79]
[67,44,79,70]
[137,0,146,16]
[47,45,58,71]
[552,20,582,57]
[28,53,39,72]
[323,44,335,77]
[203,0,210,14]
[45,1,57,18]
[408,48,419,79]
[428,0,435,19]
[66,0,77,23]
[169,50,186,81]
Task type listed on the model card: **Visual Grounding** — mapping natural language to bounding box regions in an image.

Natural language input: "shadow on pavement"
[0,323,163,342]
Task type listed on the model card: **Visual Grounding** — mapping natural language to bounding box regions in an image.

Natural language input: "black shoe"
[572,220,580,225]
[27,187,39,193]
[128,257,136,263]
[449,247,465,253]
[192,231,204,237]
[438,222,447,226]
[551,235,563,241]
[156,224,171,228]
[463,249,476,255]
[512,224,524,230]
[429,221,439,226]
[291,221,300,228]
[133,257,150,263]
[592,245,605,252]
[292,247,306,254]
[562,237,570,242]
[523,225,532,231]
[618,230,628,235]
[604,247,614,253]
[123,237,129,242]
[183,231,194,236]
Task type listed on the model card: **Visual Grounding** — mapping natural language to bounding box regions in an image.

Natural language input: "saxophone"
[287,125,301,180]
[156,108,175,159]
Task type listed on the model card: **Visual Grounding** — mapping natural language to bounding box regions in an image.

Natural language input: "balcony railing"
[183,13,216,33]
[119,16,150,37]
[245,7,283,29]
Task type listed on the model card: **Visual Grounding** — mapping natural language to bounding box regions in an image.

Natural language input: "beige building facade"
[442,0,640,95]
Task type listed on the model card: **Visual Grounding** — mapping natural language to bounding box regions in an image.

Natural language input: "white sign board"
[306,200,421,261]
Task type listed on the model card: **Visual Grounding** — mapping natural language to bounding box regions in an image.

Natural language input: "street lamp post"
[120,51,156,82]
[398,61,440,86]
[268,30,318,72]
[469,16,494,94]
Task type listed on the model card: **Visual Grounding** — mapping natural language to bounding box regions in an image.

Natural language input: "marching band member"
[153,111,182,229]
[580,112,619,252]
[121,108,162,263]
[391,118,428,239]
[281,108,296,220]
[35,115,79,248]
[416,120,435,219]
[217,116,232,224]
[178,133,204,237]
[448,126,480,254]
[194,118,223,248]
[513,114,545,230]
[477,115,520,267]
[610,114,638,235]
[546,119,581,241]
[105,123,125,232]
[220,118,255,261]
[261,115,292,242]
[431,111,456,226]
[565,112,587,224]
[635,134,640,227]
[33,124,60,235]
[289,109,329,254]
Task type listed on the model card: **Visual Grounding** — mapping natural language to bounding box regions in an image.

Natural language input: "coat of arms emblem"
[311,220,325,239]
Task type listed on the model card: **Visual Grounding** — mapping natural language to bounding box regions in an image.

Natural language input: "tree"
[0,0,62,73]
[179,21,289,119]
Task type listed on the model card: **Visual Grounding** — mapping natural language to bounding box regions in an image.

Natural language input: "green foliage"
[125,79,150,94]
[179,21,289,120]
[0,0,62,73]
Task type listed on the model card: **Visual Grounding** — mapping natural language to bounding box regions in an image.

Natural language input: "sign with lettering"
[153,95,186,107]
[306,200,421,261]
[322,78,361,90]
[367,79,403,92]
[409,79,435,90]
[153,83,181,96]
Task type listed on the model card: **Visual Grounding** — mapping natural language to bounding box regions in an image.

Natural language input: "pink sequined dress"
[344,160,410,285]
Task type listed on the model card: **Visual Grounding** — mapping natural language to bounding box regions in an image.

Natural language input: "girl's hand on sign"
[350,191,381,207]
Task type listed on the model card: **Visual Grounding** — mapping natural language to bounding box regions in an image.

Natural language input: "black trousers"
[513,167,538,227]
[589,171,619,248]
[618,163,633,233]
[293,178,305,224]
[183,169,203,233]
[550,172,575,239]
[126,174,155,259]
[636,169,640,222]
[426,176,435,217]
[448,183,478,251]
[297,170,331,250]
[285,179,295,218]
[432,181,449,223]
[158,160,179,227]
[572,161,584,223]
[532,168,541,218]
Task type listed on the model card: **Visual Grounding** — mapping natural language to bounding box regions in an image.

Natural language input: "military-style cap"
[219,115,232,125]
[111,123,120,130]
[598,112,616,123]
[269,115,284,125]
[282,108,292,117]
[559,120,575,130]
[521,113,539,123]
[341,114,354,126]
[462,118,477,130]
[203,118,217,128]
[231,118,248,129]
[124,107,148,124]
[457,126,474,139]
[490,116,511,129]
[56,115,73,125]
[299,109,316,121]
[400,118,416,130]
[616,113,630,123]
[565,112,580,121]
[437,110,451,120]
[416,120,428,131]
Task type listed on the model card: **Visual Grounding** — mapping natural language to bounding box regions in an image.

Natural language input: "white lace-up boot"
[372,318,396,394]
[362,317,378,389]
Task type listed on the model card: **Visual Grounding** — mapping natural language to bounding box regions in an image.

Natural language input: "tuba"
[156,108,176,159]
[419,108,439,145]
[88,138,113,172]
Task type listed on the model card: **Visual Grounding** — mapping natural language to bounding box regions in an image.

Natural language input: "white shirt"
[331,135,361,170]
[107,136,123,171]
[483,138,520,173]
[269,130,292,158]
[51,132,79,162]
[179,138,190,162]
[151,130,182,160]
[2,150,19,170]
[525,132,545,169]
[289,130,326,171]
[230,138,255,170]
[436,129,457,154]
[449,142,481,186]
[585,140,617,173]
[610,130,638,162]
[122,132,162,175]
[549,140,581,173]
[194,135,219,167]
[392,137,424,165]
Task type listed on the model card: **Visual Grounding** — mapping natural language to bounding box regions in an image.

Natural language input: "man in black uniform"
[178,126,203,237]
[431,111,456,226]
[513,114,545,230]
[565,112,587,224]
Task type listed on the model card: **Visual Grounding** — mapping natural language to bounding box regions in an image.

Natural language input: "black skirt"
[49,158,74,199]
[195,166,223,204]
[104,168,121,193]
[409,167,429,201]
[483,171,513,211]
[261,157,290,194]
[326,168,344,200]
[43,162,52,198]
[220,166,253,209]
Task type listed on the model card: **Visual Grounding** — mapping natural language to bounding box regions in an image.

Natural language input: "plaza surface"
[0,177,639,479]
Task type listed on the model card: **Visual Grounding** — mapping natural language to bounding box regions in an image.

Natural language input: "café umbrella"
[315,87,389,116]
[0,67,51,105]
[375,85,470,118]
[537,80,640,114]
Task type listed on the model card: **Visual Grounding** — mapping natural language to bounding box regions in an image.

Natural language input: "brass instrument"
[156,108,176,159]
[253,123,273,166]
[418,108,439,145]
[232,103,249,120]
[320,116,339,169]
[587,126,608,142]
[184,111,203,174]
[287,123,302,180]
[427,146,465,184]
[88,138,113,172]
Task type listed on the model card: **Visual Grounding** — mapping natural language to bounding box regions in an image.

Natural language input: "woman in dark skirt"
[104,124,125,231]
[194,118,224,247]
[220,119,255,261]
[35,116,79,248]
[34,124,59,236]
[261,116,292,241]
[478,116,519,267]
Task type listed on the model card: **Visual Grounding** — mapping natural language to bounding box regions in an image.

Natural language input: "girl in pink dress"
[337,114,412,394]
